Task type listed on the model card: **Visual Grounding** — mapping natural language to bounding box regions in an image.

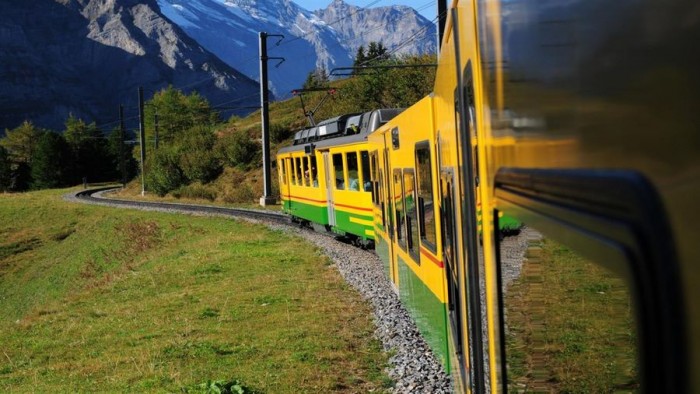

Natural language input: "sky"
[296,0,438,22]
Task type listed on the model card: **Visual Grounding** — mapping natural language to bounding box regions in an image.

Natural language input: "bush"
[216,131,260,169]
[146,147,184,196]
[179,126,222,183]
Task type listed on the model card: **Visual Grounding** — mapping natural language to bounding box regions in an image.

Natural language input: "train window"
[279,159,286,185]
[394,169,405,249]
[346,152,360,191]
[415,143,437,251]
[499,228,639,393]
[403,170,420,262]
[310,155,318,187]
[294,157,302,186]
[360,151,371,193]
[370,151,380,205]
[289,158,296,185]
[391,127,400,149]
[332,153,345,190]
[300,157,308,187]
[378,171,386,228]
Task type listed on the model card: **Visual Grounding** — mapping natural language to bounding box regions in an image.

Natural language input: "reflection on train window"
[415,143,436,251]
[361,151,371,193]
[403,171,420,262]
[310,155,318,187]
[500,228,639,393]
[294,157,302,187]
[394,169,405,249]
[346,152,359,191]
[290,158,297,185]
[332,153,345,190]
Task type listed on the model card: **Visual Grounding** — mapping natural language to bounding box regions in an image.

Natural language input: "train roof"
[277,108,405,155]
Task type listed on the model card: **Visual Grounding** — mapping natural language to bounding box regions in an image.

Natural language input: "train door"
[384,141,398,285]
[456,61,486,393]
[323,152,336,227]
[440,170,468,386]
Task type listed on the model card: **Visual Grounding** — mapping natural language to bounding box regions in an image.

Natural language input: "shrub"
[216,131,260,169]
[146,147,184,196]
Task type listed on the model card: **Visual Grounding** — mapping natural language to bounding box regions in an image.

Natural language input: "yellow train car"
[368,96,451,367]
[428,0,694,391]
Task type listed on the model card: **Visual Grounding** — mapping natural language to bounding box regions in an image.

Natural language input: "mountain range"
[0,0,436,131]
[158,0,437,96]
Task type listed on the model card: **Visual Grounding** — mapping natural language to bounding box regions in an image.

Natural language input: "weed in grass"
[184,378,261,394]
[200,308,220,318]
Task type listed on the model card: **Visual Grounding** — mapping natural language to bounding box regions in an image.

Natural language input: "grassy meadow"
[0,188,390,392]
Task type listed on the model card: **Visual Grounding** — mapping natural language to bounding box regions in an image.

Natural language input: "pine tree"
[0,121,41,164]
[353,45,366,69]
[366,41,389,63]
[64,114,112,184]
[31,132,72,189]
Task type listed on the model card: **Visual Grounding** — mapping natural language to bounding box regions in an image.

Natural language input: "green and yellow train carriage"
[278,110,403,246]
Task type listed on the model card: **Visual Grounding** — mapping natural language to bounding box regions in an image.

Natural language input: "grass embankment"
[0,188,390,392]
[505,237,638,393]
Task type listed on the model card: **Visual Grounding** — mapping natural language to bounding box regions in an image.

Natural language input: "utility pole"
[138,86,146,196]
[119,104,126,187]
[258,32,284,206]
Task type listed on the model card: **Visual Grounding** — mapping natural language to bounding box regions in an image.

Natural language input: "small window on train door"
[416,142,437,252]
[310,155,318,187]
[332,153,345,190]
[370,151,380,205]
[289,158,296,185]
[378,170,386,228]
[404,170,420,262]
[346,151,360,191]
[300,157,308,187]
[394,169,406,249]
[279,159,286,185]
[360,151,371,193]
[294,157,302,186]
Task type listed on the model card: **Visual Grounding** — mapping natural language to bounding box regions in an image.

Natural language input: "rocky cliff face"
[0,0,260,131]
[157,0,437,97]
[314,0,437,58]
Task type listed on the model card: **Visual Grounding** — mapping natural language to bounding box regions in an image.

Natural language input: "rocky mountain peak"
[158,0,436,97]
[0,0,260,130]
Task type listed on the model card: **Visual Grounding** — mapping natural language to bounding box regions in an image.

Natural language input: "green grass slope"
[0,188,390,392]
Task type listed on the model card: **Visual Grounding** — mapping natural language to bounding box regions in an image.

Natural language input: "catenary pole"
[138,86,146,196]
[258,32,284,206]
[119,104,126,187]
